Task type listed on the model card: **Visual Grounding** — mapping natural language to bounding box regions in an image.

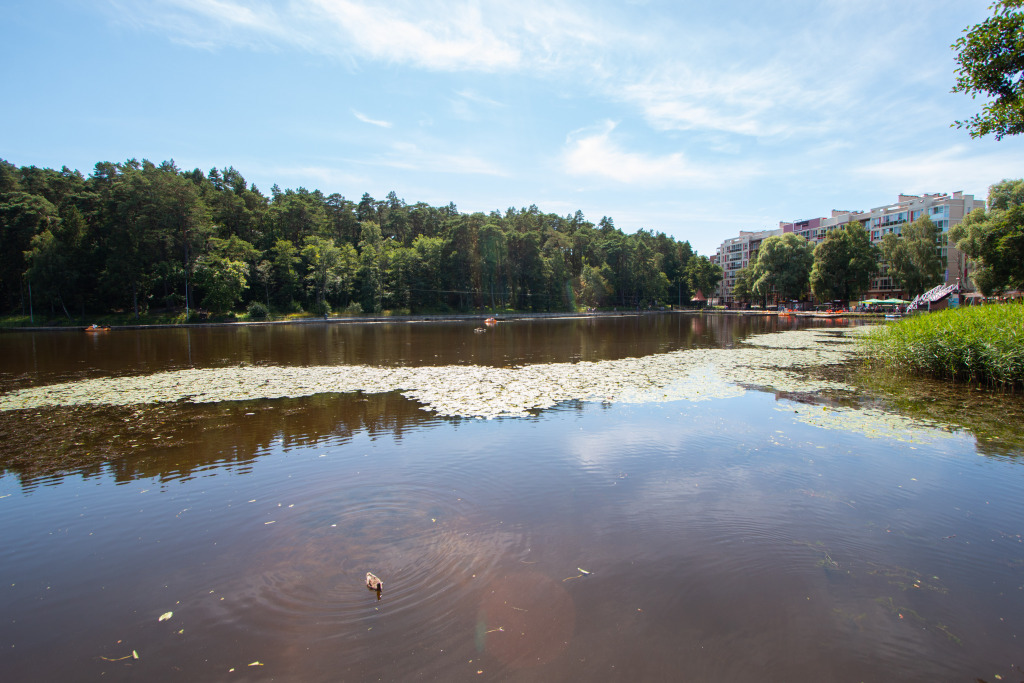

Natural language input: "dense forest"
[0,158,718,320]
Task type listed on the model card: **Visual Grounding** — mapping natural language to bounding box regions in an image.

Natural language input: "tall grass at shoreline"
[863,303,1024,388]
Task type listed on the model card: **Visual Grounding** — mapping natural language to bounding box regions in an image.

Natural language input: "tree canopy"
[730,267,753,304]
[809,222,879,303]
[748,233,814,303]
[684,255,723,302]
[952,0,1024,139]
[0,157,704,319]
[880,215,944,298]
[950,178,1024,295]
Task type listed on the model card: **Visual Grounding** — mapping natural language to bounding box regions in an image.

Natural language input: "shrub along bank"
[863,303,1024,388]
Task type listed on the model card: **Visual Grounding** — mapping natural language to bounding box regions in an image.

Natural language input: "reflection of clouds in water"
[565,394,763,475]
[623,466,790,544]
[568,428,658,470]
[0,328,859,418]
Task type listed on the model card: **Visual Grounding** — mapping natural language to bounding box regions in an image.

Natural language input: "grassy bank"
[863,303,1024,388]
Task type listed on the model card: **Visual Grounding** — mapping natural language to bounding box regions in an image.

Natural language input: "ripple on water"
[197,449,531,647]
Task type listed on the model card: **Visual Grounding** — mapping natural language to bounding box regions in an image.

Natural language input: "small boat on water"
[84,324,111,332]
[484,317,497,325]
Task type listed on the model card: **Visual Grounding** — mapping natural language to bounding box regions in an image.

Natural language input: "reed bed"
[863,303,1024,387]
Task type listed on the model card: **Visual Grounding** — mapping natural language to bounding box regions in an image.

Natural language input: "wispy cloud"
[454,89,504,108]
[449,89,505,121]
[374,141,508,177]
[352,109,392,128]
[854,145,1020,199]
[107,0,297,51]
[306,0,522,71]
[562,120,762,187]
[107,0,613,72]
[107,0,964,145]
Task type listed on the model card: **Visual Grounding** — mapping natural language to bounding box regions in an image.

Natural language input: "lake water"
[1,314,1022,682]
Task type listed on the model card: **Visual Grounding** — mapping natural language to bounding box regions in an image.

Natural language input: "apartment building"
[711,228,782,303]
[713,191,984,304]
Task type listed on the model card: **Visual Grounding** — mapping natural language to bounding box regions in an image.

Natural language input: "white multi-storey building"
[712,191,984,304]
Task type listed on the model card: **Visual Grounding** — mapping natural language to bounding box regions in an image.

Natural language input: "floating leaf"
[0,328,866,419]
[158,611,173,622]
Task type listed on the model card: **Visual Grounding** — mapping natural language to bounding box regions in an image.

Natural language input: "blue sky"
[3,0,1021,256]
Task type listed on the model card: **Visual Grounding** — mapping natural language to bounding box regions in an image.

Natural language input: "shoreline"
[0,308,887,333]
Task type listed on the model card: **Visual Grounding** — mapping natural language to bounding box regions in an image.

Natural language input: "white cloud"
[305,0,522,71]
[617,66,815,138]
[352,110,392,128]
[562,120,763,187]
[107,0,297,51]
[108,0,616,73]
[854,145,1020,200]
[374,141,509,177]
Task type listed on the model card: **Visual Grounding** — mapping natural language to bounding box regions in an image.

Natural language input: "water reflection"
[0,391,442,489]
[2,394,1022,682]
[2,315,1024,681]
[0,313,814,391]
[843,364,1024,458]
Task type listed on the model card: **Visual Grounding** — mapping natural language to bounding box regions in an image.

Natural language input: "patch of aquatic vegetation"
[867,562,948,595]
[874,596,962,646]
[792,541,962,646]
[777,403,955,445]
[863,303,1024,388]
[0,328,863,418]
[842,362,1024,457]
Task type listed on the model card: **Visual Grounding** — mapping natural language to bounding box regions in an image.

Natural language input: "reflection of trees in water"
[0,391,441,488]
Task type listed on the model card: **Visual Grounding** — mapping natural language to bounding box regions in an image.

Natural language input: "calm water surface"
[1,314,1022,682]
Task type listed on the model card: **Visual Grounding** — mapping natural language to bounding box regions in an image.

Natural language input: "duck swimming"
[366,572,383,591]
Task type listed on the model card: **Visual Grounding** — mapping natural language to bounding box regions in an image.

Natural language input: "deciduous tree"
[880,215,944,297]
[685,255,723,302]
[952,0,1024,139]
[950,178,1024,294]
[749,233,814,303]
[809,222,880,303]
[731,267,753,304]
[195,236,255,313]
[302,235,355,313]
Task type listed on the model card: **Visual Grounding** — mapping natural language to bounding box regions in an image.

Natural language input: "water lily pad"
[0,328,867,420]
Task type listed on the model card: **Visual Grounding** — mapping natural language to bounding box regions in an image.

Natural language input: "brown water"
[1,314,1022,682]
[0,314,786,391]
